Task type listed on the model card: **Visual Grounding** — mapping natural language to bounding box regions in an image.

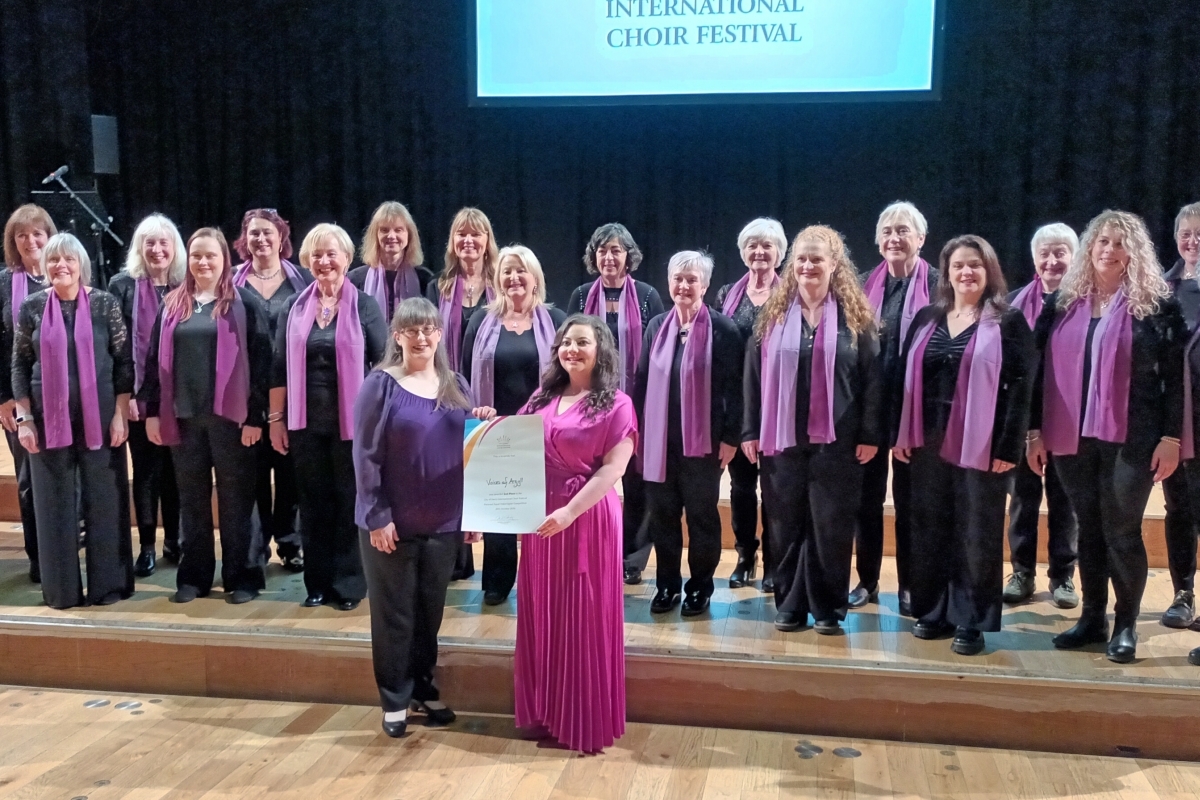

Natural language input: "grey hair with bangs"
[666,250,714,287]
[1029,223,1079,259]
[125,213,188,283]
[41,233,93,286]
[874,201,928,243]
[736,217,788,259]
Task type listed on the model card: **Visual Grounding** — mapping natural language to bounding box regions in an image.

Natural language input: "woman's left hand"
[472,406,497,421]
[241,425,262,447]
[856,445,878,464]
[536,507,576,538]
[1152,439,1180,482]
[109,411,129,448]
[991,459,1015,474]
[718,442,737,469]
[464,531,482,544]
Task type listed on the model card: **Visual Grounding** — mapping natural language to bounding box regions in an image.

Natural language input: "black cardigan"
[632,309,743,450]
[269,289,390,390]
[460,305,568,412]
[892,305,1035,466]
[743,304,883,451]
[0,269,48,403]
[1030,294,1186,467]
[346,264,435,310]
[565,278,664,327]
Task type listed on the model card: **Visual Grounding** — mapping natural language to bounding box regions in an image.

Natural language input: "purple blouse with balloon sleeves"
[352,369,470,538]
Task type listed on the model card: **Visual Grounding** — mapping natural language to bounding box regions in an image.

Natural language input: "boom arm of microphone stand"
[51,175,124,247]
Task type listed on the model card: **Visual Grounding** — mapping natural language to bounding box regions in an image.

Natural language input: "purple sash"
[896,313,1003,471]
[1043,292,1132,455]
[286,281,364,440]
[641,304,712,482]
[10,271,29,330]
[469,306,556,408]
[721,271,779,317]
[584,275,642,392]
[863,257,931,346]
[40,289,104,450]
[363,265,420,320]
[132,277,164,417]
[233,259,308,294]
[156,294,251,446]
[438,276,494,369]
[759,293,839,454]
[1011,280,1044,330]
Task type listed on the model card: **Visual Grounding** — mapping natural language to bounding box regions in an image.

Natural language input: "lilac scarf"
[1042,292,1133,455]
[286,281,364,440]
[438,276,494,369]
[1011,280,1045,330]
[363,265,420,320]
[156,294,251,446]
[131,277,166,418]
[863,257,932,346]
[759,292,839,456]
[896,313,1003,471]
[584,275,642,392]
[721,271,779,317]
[469,305,557,408]
[233,259,308,294]
[641,304,713,482]
[10,270,29,329]
[40,289,104,450]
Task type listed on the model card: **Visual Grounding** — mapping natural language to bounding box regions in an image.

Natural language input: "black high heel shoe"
[382,716,407,738]
[410,699,456,726]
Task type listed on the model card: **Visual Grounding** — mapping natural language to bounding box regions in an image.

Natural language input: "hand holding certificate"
[462,415,547,534]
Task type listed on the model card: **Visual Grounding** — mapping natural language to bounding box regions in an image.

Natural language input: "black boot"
[1053,613,1109,649]
[1106,624,1138,664]
[134,548,156,578]
[729,551,756,589]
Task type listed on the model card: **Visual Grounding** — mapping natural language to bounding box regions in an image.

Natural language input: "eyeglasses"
[399,325,440,339]
[1179,231,1200,243]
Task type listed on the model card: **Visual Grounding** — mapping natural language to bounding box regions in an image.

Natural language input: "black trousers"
[644,452,723,597]
[172,415,264,594]
[1053,437,1153,629]
[452,540,475,580]
[761,443,862,622]
[481,533,517,597]
[127,418,180,551]
[1161,467,1197,593]
[6,429,38,567]
[909,443,1007,632]
[1006,455,1078,581]
[622,467,651,572]
[29,441,132,609]
[252,437,301,560]
[360,530,457,712]
[728,447,772,572]
[856,449,912,592]
[291,429,366,601]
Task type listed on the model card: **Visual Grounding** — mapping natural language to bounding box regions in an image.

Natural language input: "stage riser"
[3,627,1196,762]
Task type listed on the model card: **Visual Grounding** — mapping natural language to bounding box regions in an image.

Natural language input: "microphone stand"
[50,173,123,284]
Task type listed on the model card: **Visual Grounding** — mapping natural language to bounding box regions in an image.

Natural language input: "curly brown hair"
[755,225,874,343]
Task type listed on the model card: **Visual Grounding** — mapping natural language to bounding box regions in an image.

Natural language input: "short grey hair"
[666,250,714,286]
[125,213,187,283]
[875,201,928,243]
[1176,202,1200,234]
[1030,223,1079,259]
[736,217,788,256]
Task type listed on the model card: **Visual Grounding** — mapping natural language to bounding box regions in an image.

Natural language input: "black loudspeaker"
[91,115,119,175]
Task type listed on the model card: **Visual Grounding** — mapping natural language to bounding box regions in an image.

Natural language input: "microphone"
[41,165,68,185]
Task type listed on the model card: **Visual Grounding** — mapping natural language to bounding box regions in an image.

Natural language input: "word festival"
[607,22,801,47]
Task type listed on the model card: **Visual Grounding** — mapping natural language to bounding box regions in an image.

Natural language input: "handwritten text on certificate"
[462,415,547,534]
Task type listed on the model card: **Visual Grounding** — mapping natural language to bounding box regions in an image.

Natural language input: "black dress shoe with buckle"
[729,554,756,589]
[1052,617,1109,649]
[302,593,325,608]
[847,583,878,609]
[680,591,710,617]
[1106,626,1138,664]
[411,699,456,726]
[382,717,407,738]
[951,627,985,655]
[650,587,681,614]
[134,548,156,578]
[623,566,643,586]
[1161,590,1195,629]
[912,619,954,640]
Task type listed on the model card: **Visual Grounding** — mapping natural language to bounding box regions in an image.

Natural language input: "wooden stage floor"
[3,686,1199,800]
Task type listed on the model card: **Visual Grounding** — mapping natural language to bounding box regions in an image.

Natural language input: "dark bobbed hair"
[377,297,471,410]
[233,208,294,261]
[163,228,239,322]
[934,235,1009,315]
[583,223,643,276]
[524,314,619,419]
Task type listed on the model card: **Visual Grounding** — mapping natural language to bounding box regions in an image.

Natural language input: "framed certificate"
[462,415,547,533]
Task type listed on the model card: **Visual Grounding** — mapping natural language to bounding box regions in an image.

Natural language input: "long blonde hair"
[1056,209,1169,320]
[487,244,548,315]
[755,225,874,342]
[361,201,423,269]
[438,207,498,298]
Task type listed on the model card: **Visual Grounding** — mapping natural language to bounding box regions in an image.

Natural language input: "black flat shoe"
[134,548,156,578]
[302,593,325,608]
[171,585,201,604]
[1052,617,1109,650]
[28,561,40,584]
[1189,646,1200,667]
[227,589,258,605]
[813,618,841,636]
[760,576,775,594]
[1106,626,1138,664]
[410,699,456,727]
[337,599,361,611]
[483,590,508,606]
[1161,590,1195,629]
[847,583,878,609]
[623,566,643,586]
[650,587,681,614]
[897,589,913,618]
[729,554,756,589]
[951,627,985,656]
[680,591,710,617]
[774,611,803,632]
[281,554,305,573]
[912,619,954,640]
[161,545,181,565]
[92,591,123,606]
[382,717,407,738]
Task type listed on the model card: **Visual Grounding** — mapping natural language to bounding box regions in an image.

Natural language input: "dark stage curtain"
[3,1,1199,300]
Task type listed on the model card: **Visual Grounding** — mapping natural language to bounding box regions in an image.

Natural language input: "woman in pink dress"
[516,313,638,754]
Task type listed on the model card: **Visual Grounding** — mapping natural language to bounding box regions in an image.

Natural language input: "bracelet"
[267,412,284,423]
[1026,432,1041,442]
[1161,436,1181,447]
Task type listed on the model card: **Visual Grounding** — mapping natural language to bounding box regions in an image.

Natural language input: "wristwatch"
[14,414,33,425]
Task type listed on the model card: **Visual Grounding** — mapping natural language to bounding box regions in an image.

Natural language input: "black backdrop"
[2,0,1199,300]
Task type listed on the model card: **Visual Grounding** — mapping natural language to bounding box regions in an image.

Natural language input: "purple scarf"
[132,277,166,418]
[1011,280,1045,330]
[759,292,839,456]
[233,259,308,294]
[641,304,713,483]
[896,313,1003,471]
[363,264,420,320]
[721,271,779,317]
[286,281,364,440]
[469,305,557,408]
[584,275,642,392]
[863,257,932,346]
[10,270,29,329]
[40,288,104,450]
[156,294,251,446]
[438,276,494,369]
[1042,292,1133,455]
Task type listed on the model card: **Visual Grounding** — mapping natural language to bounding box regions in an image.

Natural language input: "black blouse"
[460,306,569,415]
[0,269,48,403]
[565,279,665,343]
[424,280,490,341]
[347,264,435,316]
[859,265,941,414]
[713,283,768,344]
[243,270,314,344]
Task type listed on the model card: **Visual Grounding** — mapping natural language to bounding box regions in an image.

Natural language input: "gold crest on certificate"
[462,415,547,533]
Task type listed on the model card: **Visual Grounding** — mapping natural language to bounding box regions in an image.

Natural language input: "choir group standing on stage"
[5,196,1200,752]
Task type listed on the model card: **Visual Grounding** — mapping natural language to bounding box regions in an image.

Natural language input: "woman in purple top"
[893,235,1033,656]
[354,297,492,739]
[269,224,388,611]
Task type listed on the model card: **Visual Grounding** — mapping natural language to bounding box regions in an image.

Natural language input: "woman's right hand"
[0,399,17,433]
[146,417,162,446]
[1026,432,1046,476]
[892,446,911,464]
[370,522,399,554]
[270,420,289,455]
[17,421,38,454]
[741,440,760,465]
[127,397,140,422]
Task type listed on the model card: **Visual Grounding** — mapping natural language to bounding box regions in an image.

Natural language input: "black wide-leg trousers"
[1006,455,1078,581]
[621,466,651,572]
[855,448,912,592]
[251,437,301,561]
[290,430,366,601]
[128,418,180,551]
[644,452,723,597]
[1161,467,1197,593]
[728,447,771,573]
